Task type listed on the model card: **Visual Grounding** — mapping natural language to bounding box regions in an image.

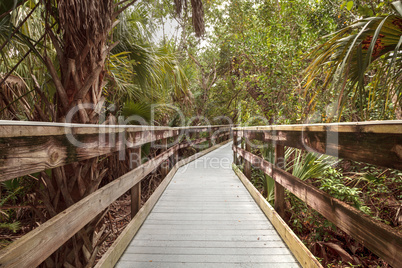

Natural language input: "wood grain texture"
[111,141,298,267]
[0,146,177,267]
[0,130,173,181]
[233,121,402,133]
[130,147,141,219]
[0,134,230,267]
[0,125,230,181]
[274,144,285,219]
[95,139,233,268]
[234,146,402,268]
[233,164,321,268]
[234,124,402,170]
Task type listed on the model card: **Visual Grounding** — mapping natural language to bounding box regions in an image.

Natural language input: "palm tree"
[304,1,402,121]
[1,0,205,266]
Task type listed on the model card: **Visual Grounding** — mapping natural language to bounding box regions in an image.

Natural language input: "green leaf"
[340,1,346,9]
[346,1,354,11]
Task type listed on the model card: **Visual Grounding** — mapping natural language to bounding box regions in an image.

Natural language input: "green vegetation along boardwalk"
[116,143,299,267]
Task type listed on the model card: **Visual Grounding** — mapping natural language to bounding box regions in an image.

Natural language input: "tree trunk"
[40,1,117,267]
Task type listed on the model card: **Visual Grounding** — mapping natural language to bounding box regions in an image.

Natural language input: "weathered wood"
[233,164,322,268]
[0,146,177,268]
[131,182,141,219]
[233,120,402,133]
[0,129,178,181]
[233,131,238,164]
[112,141,297,267]
[0,121,173,138]
[234,146,402,268]
[0,130,229,267]
[234,122,402,170]
[130,147,141,219]
[244,135,251,179]
[274,144,285,219]
[160,138,169,178]
[0,121,231,182]
[96,165,179,268]
[96,139,232,268]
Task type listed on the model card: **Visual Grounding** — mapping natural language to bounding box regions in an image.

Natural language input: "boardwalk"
[116,143,299,267]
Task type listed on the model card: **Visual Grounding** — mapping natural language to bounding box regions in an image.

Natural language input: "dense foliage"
[1,0,401,267]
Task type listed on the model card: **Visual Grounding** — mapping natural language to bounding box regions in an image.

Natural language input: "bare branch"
[114,0,137,17]
[44,55,69,110]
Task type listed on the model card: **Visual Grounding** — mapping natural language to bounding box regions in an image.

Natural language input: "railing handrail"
[233,120,402,132]
[0,124,232,267]
[232,120,402,267]
[0,123,232,181]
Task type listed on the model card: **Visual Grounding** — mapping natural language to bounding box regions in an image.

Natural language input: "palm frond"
[304,2,402,120]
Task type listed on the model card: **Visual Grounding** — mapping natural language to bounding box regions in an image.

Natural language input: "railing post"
[244,133,251,179]
[208,130,213,147]
[233,130,238,164]
[161,138,169,177]
[130,146,141,219]
[274,144,285,219]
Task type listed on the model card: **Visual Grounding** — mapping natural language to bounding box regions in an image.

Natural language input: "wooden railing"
[232,121,402,268]
[0,121,231,267]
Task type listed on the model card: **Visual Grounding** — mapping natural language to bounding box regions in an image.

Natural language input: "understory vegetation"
[1,0,401,267]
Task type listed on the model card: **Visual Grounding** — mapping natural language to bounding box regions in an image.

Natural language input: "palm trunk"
[40,1,117,267]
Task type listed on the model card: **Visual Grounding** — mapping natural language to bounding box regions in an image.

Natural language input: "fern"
[0,222,21,233]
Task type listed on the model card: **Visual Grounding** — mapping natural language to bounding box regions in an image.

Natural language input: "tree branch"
[44,55,69,110]
[114,0,137,17]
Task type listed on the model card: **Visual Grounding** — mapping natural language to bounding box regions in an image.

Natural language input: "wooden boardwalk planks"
[116,143,300,267]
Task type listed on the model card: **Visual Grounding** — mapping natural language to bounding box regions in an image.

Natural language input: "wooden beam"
[234,122,402,170]
[130,147,141,219]
[233,131,238,164]
[160,138,169,178]
[244,134,251,179]
[0,129,178,181]
[233,146,402,268]
[233,120,402,133]
[274,144,285,219]
[233,164,322,268]
[0,121,175,138]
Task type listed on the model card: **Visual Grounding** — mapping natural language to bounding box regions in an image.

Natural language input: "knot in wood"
[50,151,59,164]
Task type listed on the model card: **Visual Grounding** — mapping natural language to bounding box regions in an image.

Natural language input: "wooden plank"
[95,139,232,268]
[118,254,297,263]
[123,246,291,254]
[0,120,174,138]
[111,141,298,267]
[129,240,284,248]
[234,147,402,268]
[233,120,402,133]
[0,120,230,182]
[243,134,251,179]
[0,129,179,181]
[0,146,177,268]
[233,164,322,268]
[130,147,141,219]
[116,262,298,268]
[234,125,402,170]
[274,144,285,219]
[160,138,169,177]
[95,164,178,268]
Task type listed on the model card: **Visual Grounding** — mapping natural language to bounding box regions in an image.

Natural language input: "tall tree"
[1,0,206,266]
